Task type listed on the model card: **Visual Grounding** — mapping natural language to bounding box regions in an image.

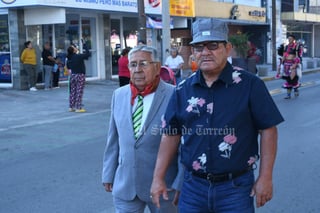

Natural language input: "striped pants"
[69,73,85,109]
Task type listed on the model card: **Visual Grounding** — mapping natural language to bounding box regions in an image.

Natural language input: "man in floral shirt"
[150,18,284,212]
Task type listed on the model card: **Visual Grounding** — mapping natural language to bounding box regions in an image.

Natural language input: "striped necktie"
[132,95,143,139]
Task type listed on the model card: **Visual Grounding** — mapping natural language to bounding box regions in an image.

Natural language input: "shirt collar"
[191,62,234,87]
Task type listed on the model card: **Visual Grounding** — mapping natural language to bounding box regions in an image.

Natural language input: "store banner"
[146,16,173,29]
[170,0,195,17]
[145,0,161,15]
[0,0,137,13]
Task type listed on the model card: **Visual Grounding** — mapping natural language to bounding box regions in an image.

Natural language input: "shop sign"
[146,16,173,29]
[248,10,266,17]
[170,0,195,17]
[1,0,138,13]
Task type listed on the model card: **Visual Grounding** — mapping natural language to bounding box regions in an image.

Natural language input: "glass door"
[81,16,97,78]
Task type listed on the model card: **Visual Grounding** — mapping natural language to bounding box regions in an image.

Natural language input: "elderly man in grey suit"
[102,45,182,213]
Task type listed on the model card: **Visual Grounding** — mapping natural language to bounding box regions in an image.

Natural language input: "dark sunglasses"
[192,41,226,52]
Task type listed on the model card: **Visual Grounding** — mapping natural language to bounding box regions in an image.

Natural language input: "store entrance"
[25,14,98,84]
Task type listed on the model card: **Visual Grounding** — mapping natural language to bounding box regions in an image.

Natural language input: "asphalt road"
[1,72,320,213]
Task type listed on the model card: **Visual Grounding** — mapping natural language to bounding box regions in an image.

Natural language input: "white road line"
[0,109,110,132]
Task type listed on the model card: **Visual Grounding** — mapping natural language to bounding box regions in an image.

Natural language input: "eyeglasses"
[128,61,157,69]
[192,41,226,52]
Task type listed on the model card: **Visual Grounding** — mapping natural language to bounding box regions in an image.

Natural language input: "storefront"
[193,0,269,64]
[0,0,142,89]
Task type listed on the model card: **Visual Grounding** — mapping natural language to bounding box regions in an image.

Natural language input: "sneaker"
[69,108,75,112]
[29,87,38,91]
[75,108,86,113]
[294,91,299,97]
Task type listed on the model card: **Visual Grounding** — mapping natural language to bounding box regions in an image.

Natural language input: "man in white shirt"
[165,48,184,84]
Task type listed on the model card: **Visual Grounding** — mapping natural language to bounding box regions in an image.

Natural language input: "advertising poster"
[145,0,161,15]
[0,53,11,83]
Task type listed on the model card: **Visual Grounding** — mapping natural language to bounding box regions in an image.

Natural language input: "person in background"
[188,54,198,73]
[118,47,131,87]
[150,18,284,212]
[165,48,184,84]
[277,34,302,99]
[66,42,91,112]
[137,40,146,46]
[102,45,182,213]
[42,42,56,90]
[21,41,37,91]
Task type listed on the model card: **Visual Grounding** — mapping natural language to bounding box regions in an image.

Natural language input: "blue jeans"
[179,170,255,213]
[43,65,53,89]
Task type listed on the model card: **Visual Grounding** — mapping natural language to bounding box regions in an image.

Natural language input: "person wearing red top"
[118,48,131,87]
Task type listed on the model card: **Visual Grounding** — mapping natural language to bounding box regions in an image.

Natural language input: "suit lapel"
[142,81,166,131]
[122,87,135,138]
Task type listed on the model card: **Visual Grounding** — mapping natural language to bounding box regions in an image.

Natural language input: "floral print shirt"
[162,62,284,174]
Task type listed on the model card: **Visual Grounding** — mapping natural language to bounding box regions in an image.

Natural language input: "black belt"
[192,167,252,183]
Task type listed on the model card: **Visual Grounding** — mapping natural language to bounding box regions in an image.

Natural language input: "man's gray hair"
[128,45,160,62]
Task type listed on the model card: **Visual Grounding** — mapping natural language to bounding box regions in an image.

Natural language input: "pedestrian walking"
[42,42,56,90]
[102,45,183,213]
[150,18,284,213]
[165,48,184,84]
[20,41,37,91]
[66,42,91,113]
[276,34,302,99]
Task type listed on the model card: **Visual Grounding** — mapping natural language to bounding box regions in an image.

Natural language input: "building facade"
[2,0,319,89]
[0,0,147,89]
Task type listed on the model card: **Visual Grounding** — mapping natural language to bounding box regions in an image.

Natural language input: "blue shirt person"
[150,18,284,212]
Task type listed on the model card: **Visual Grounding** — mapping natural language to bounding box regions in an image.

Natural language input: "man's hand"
[103,183,113,192]
[150,178,168,208]
[250,177,273,208]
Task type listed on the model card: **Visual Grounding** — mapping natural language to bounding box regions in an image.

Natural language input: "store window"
[0,14,11,83]
[111,17,139,76]
[111,19,121,76]
[23,13,98,84]
[287,24,312,58]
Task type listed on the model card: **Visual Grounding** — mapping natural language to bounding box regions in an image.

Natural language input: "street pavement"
[1,66,320,213]
[1,65,318,138]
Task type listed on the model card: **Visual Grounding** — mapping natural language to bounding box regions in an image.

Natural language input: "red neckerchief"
[130,76,160,105]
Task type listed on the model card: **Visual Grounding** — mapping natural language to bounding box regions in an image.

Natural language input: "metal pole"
[137,0,147,43]
[161,0,171,64]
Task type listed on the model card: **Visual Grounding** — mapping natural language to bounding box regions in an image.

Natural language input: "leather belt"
[191,167,252,183]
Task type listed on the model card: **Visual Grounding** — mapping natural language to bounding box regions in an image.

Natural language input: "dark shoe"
[284,95,291,99]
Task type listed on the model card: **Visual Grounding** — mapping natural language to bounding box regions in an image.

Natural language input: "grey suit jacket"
[102,80,183,202]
